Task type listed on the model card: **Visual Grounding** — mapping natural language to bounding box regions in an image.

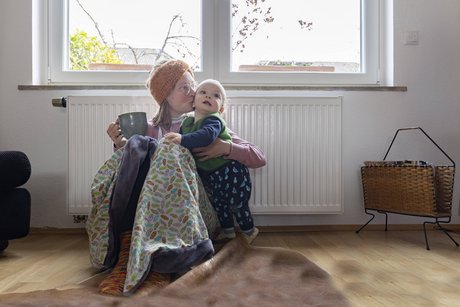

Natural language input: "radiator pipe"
[52,97,67,108]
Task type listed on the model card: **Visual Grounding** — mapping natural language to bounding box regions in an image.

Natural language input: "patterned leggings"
[200,160,253,232]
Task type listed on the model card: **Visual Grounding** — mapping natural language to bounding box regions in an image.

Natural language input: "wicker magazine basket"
[361,162,454,217]
[357,127,457,250]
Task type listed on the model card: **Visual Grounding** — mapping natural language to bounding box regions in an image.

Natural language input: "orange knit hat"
[146,60,194,105]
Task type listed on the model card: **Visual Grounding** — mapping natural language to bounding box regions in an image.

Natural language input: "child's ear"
[219,105,225,113]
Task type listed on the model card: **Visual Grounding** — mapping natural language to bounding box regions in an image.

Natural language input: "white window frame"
[216,0,380,85]
[47,0,380,85]
[48,0,155,84]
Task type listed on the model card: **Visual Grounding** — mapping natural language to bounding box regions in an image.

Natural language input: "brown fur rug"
[0,237,349,306]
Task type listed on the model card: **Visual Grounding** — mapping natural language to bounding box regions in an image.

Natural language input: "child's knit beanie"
[147,60,194,105]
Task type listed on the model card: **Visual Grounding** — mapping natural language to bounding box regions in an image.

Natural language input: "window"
[47,0,380,85]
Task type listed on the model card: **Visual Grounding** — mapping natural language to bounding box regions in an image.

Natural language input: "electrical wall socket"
[405,31,419,45]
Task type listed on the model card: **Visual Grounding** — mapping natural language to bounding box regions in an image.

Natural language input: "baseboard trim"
[30,224,460,235]
[30,227,87,235]
[259,224,460,232]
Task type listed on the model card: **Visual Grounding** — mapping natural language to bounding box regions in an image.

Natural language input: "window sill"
[18,84,407,92]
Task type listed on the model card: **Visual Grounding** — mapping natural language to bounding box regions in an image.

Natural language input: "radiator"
[67,96,342,215]
[67,96,158,215]
[224,97,342,214]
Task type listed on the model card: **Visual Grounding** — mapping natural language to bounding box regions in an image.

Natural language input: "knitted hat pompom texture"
[147,60,194,105]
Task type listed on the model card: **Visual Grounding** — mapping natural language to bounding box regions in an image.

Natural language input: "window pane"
[68,0,201,71]
[230,0,361,73]
[48,0,379,85]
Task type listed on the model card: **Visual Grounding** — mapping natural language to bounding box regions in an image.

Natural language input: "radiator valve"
[73,215,88,223]
[52,97,67,108]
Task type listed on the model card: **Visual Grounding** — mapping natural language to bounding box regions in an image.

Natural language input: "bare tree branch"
[231,1,274,53]
[75,0,107,45]
[155,14,180,62]
[74,2,201,67]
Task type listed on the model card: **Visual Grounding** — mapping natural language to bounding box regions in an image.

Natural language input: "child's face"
[193,82,223,114]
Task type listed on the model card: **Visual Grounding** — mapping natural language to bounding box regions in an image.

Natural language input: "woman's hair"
[152,100,172,129]
[146,59,193,129]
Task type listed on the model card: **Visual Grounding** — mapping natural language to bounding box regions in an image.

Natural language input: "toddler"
[165,79,258,243]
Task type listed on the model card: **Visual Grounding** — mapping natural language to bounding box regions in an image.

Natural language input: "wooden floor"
[1,229,460,306]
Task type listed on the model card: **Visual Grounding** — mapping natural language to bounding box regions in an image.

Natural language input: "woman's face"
[166,71,196,117]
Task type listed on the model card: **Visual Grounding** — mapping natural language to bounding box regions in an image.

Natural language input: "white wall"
[1,0,460,228]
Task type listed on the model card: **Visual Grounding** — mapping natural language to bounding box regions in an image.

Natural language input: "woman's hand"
[192,138,231,161]
[164,132,182,144]
[107,120,127,149]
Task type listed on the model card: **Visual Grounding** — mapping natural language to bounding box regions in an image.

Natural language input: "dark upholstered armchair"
[0,151,31,252]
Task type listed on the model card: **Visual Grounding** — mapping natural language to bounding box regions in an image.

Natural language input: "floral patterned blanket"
[86,137,219,295]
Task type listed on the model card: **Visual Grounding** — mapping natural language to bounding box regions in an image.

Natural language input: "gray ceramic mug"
[118,112,148,139]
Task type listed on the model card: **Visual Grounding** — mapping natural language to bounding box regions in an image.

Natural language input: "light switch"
[405,31,419,45]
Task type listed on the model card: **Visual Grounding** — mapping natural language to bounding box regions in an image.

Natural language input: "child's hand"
[164,132,182,144]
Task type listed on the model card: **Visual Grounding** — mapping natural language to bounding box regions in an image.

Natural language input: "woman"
[109,60,266,168]
[86,59,266,296]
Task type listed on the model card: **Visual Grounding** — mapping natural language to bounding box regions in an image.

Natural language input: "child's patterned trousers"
[200,160,253,232]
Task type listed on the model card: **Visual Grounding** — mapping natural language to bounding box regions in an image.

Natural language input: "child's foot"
[212,229,236,244]
[242,227,259,244]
